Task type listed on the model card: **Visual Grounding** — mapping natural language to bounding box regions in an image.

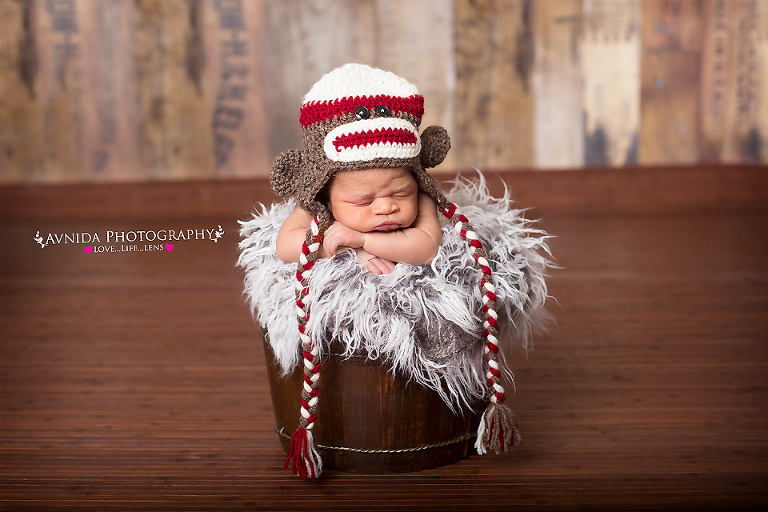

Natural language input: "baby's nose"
[374,199,398,215]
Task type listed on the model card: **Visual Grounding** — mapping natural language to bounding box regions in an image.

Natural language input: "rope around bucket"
[276,426,476,454]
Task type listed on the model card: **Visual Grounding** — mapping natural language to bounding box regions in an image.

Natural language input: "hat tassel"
[475,401,522,455]
[285,426,322,479]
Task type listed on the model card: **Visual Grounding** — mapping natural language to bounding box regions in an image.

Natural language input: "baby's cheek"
[402,201,419,225]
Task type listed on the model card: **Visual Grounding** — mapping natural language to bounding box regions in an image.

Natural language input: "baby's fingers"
[322,235,340,257]
[363,258,384,274]
[364,257,395,275]
[380,258,396,272]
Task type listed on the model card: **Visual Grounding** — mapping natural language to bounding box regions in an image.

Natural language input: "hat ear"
[270,150,303,198]
[420,125,451,169]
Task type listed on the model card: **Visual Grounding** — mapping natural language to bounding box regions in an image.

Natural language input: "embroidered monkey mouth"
[323,118,421,163]
[334,128,417,151]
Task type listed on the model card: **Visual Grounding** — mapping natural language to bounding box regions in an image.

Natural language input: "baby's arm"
[361,193,442,265]
[279,194,442,269]
[321,224,396,274]
[324,193,442,266]
[275,206,328,263]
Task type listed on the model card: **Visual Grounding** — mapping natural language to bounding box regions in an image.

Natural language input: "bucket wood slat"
[264,339,482,473]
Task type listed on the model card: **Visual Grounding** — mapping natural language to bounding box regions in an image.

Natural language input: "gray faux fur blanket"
[238,173,552,411]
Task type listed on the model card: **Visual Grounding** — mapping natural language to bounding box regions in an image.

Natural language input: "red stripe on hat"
[300,94,424,126]
[332,127,417,152]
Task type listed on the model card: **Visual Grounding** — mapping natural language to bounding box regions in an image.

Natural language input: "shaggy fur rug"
[238,173,553,411]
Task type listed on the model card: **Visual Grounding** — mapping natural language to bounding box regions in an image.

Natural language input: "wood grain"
[133,0,215,180]
[641,0,704,52]
[202,0,271,178]
[639,52,700,164]
[2,168,767,509]
[640,0,703,165]
[723,0,764,164]
[2,165,767,222]
[532,0,583,168]
[264,340,482,473]
[261,0,380,158]
[39,0,86,181]
[1,0,767,185]
[373,0,456,171]
[77,0,140,181]
[0,0,45,183]
[759,0,768,163]
[454,0,534,170]
[700,0,765,164]
[580,0,641,167]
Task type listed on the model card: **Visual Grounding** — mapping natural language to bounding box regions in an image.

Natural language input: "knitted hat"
[271,64,520,479]
[271,63,452,228]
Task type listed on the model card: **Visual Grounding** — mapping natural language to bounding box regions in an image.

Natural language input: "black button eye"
[354,106,370,120]
[374,105,390,117]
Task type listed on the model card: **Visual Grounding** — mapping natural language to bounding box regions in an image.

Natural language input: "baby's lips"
[324,118,421,162]
[374,222,401,231]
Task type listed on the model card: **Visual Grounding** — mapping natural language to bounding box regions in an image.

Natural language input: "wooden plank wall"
[0,0,766,185]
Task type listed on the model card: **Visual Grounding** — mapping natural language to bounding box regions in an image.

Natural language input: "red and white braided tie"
[284,216,324,478]
[441,202,520,454]
[294,219,322,428]
[441,203,507,404]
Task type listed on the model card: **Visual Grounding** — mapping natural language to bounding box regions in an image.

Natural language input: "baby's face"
[327,167,419,233]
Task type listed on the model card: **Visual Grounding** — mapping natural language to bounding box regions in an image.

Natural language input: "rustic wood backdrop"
[1,0,767,184]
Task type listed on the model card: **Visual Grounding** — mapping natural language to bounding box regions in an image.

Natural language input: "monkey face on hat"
[270,63,451,226]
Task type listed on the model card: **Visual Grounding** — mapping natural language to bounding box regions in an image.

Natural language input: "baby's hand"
[355,248,396,275]
[323,222,366,257]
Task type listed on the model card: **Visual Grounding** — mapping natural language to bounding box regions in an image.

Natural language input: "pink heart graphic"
[83,246,93,254]
[165,244,174,251]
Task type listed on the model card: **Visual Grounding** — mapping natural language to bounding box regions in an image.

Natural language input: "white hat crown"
[303,63,419,104]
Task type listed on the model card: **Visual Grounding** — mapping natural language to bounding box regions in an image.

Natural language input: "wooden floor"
[2,168,767,510]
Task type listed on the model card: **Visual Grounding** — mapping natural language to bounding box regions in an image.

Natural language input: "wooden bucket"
[263,337,482,473]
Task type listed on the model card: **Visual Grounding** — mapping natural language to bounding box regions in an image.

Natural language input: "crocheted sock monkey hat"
[270,63,520,479]
[271,63,451,226]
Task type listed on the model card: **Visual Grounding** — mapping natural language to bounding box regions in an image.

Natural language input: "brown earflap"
[270,150,303,198]
[420,125,451,169]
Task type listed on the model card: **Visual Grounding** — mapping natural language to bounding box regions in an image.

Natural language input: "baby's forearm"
[362,228,441,265]
[276,222,328,262]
